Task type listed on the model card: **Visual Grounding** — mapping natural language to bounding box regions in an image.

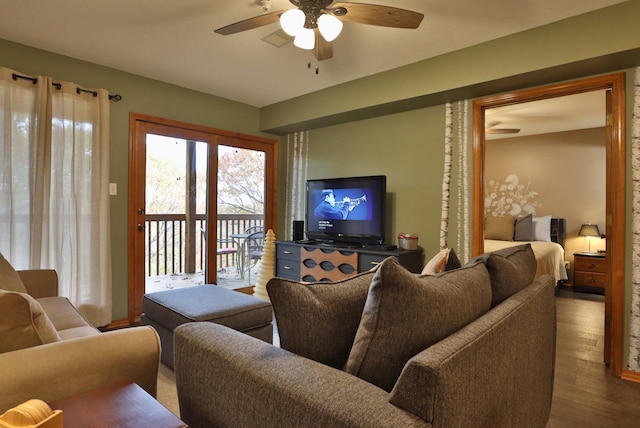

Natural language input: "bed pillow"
[532,215,552,242]
[484,216,515,241]
[514,214,534,241]
[0,290,62,353]
[266,270,375,369]
[421,248,461,275]
[344,258,492,392]
[0,252,27,293]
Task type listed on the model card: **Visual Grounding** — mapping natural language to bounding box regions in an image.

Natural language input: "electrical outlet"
[109,183,117,196]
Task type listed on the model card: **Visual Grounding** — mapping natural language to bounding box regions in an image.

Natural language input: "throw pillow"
[0,252,27,293]
[421,248,462,275]
[514,214,534,241]
[484,216,515,241]
[0,290,61,353]
[266,269,376,369]
[343,258,492,392]
[532,215,552,242]
[476,243,537,306]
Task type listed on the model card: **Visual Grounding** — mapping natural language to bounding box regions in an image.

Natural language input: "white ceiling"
[485,90,607,140]
[0,0,626,109]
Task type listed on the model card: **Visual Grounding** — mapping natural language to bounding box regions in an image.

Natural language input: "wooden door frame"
[471,73,625,377]
[127,113,278,323]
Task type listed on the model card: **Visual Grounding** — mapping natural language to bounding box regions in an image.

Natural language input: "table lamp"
[579,223,600,254]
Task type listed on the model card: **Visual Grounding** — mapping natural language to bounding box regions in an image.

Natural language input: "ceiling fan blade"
[331,2,424,29]
[314,29,333,61]
[214,10,286,35]
[486,128,521,134]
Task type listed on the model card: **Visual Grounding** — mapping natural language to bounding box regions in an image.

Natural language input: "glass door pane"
[217,145,266,289]
[144,134,208,293]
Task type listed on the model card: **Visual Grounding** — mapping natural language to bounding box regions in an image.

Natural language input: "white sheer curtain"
[0,67,112,326]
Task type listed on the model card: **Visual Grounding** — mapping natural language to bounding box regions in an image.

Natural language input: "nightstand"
[573,252,606,294]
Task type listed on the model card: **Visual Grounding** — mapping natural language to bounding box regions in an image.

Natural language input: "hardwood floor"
[547,290,640,427]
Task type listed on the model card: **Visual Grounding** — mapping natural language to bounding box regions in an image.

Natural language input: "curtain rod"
[11,72,122,101]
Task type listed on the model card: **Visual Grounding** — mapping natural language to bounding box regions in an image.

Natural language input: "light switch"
[109,183,117,196]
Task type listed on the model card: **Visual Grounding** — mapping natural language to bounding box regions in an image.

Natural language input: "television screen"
[305,175,386,246]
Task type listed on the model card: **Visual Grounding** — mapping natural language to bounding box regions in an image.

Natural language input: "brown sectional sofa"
[0,256,161,412]
[174,244,556,428]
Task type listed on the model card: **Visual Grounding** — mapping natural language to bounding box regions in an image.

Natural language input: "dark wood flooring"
[547,290,640,427]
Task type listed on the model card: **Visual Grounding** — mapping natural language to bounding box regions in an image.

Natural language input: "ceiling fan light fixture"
[280,9,305,36]
[294,27,315,50]
[317,14,342,42]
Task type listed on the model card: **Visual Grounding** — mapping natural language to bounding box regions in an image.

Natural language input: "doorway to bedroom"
[472,73,625,377]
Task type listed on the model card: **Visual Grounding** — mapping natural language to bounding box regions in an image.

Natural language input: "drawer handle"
[590,263,596,269]
[370,261,380,267]
[284,266,293,270]
[283,250,293,254]
[590,278,596,283]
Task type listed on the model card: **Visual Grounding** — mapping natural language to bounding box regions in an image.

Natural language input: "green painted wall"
[1,38,277,320]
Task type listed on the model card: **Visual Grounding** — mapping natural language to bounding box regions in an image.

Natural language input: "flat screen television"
[305,175,386,246]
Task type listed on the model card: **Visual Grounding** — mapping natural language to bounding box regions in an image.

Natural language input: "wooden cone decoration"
[253,229,275,300]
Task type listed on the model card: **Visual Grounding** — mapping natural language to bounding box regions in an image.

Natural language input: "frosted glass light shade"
[280,9,305,36]
[294,27,315,50]
[318,14,343,42]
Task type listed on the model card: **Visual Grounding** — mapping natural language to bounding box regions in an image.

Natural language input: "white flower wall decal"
[485,174,541,217]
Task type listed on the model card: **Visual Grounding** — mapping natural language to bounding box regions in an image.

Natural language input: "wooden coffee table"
[49,380,187,428]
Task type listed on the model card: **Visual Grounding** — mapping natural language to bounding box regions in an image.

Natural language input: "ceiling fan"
[214,0,424,61]
[486,120,521,135]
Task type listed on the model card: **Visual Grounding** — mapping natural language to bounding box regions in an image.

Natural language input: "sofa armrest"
[175,322,428,428]
[17,269,58,298]
[390,276,556,428]
[0,326,160,413]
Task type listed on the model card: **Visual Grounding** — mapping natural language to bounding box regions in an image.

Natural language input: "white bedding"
[484,239,568,282]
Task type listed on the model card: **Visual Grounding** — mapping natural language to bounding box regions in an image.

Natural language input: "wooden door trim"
[472,73,626,377]
[127,113,278,323]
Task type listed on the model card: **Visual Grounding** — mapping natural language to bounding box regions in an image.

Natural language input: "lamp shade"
[294,27,315,50]
[579,223,600,237]
[280,9,305,36]
[317,14,343,42]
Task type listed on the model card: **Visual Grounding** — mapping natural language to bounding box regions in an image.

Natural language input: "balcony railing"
[144,213,263,277]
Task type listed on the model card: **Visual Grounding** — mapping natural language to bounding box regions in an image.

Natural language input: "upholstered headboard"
[551,218,566,248]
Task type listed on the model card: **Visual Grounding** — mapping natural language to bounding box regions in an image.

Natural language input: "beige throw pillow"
[421,248,462,275]
[0,252,27,293]
[484,216,516,241]
[267,270,376,369]
[0,290,62,353]
[343,258,492,392]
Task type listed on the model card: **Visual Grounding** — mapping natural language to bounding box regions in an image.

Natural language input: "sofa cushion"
[0,252,27,293]
[0,290,62,353]
[267,270,375,369]
[37,296,99,339]
[481,243,537,306]
[343,258,492,392]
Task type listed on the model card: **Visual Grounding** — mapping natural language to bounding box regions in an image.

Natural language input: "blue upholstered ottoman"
[141,285,273,368]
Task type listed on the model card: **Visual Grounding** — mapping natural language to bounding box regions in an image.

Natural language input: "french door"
[128,114,277,322]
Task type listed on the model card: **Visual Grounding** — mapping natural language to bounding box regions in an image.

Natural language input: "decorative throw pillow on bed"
[0,290,61,353]
[266,269,376,369]
[343,258,492,392]
[532,215,552,242]
[514,214,534,241]
[0,252,28,293]
[484,216,515,241]
[421,248,462,275]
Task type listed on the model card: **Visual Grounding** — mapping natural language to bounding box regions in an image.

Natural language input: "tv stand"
[275,240,423,282]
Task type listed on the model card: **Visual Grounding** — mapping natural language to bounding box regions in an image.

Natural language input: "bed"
[484,217,568,283]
